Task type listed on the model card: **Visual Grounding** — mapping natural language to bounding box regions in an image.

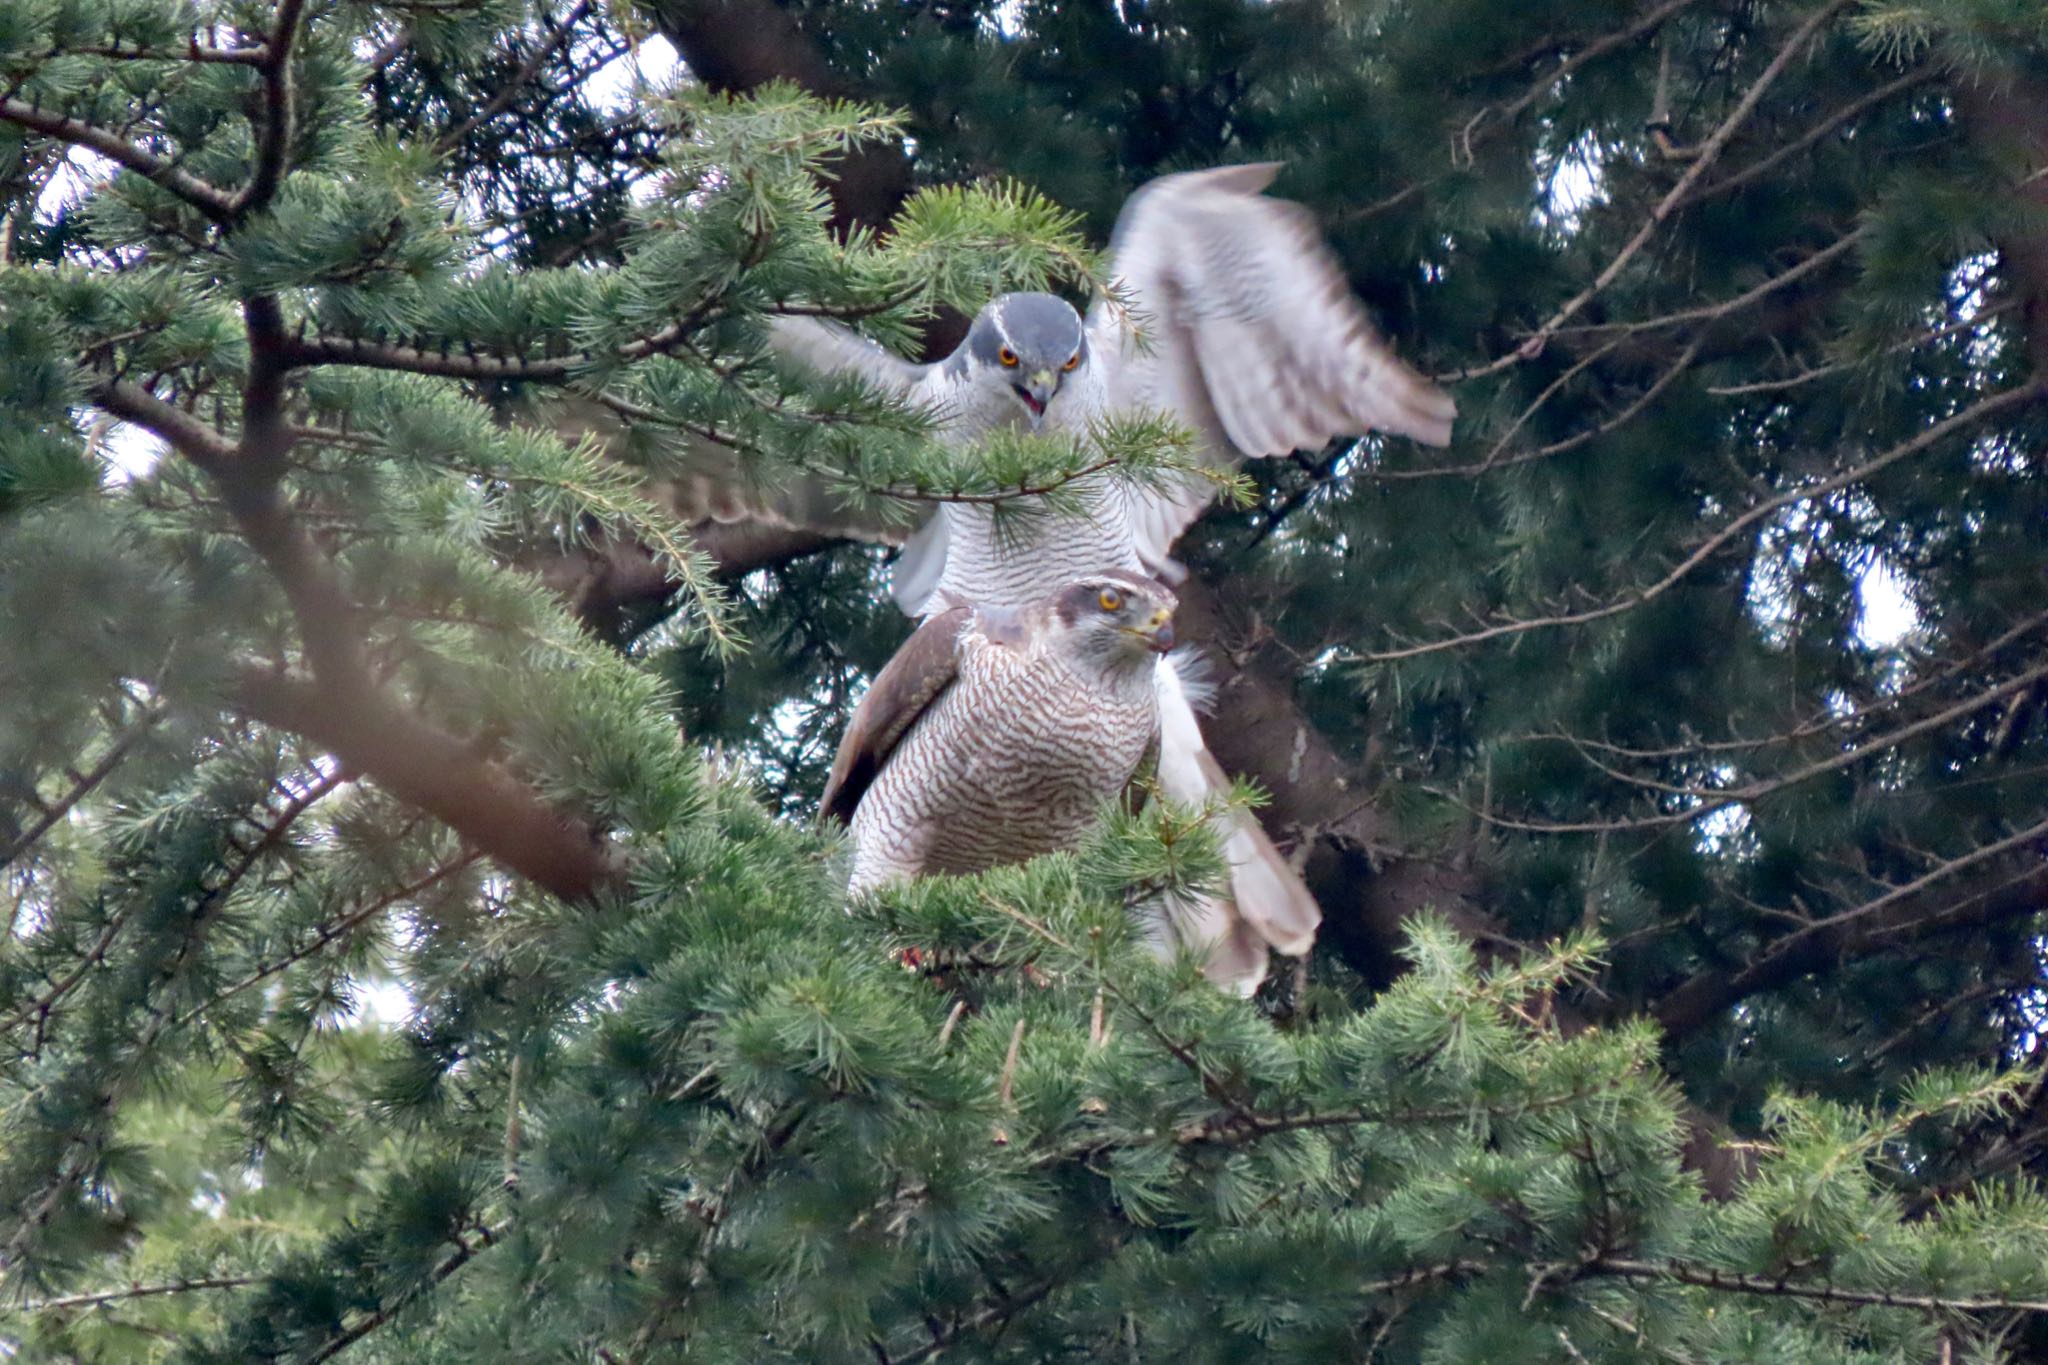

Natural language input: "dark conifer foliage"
[5,0,2048,1360]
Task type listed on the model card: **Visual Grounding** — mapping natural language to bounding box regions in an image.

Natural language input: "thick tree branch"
[235,0,310,216]
[232,671,614,903]
[90,325,619,909]
[0,98,238,221]
[1656,825,2048,1041]
[1958,64,2048,375]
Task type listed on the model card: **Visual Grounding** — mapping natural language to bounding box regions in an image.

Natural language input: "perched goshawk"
[780,164,1456,990]
[821,571,1175,892]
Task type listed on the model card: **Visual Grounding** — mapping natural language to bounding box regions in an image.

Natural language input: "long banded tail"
[1150,659,1322,993]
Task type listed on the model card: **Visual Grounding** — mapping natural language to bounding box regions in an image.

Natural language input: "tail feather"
[1152,658,1322,992]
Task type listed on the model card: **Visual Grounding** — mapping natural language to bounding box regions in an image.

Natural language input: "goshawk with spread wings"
[781,164,1456,990]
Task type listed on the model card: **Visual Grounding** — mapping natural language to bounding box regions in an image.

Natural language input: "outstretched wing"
[819,607,973,824]
[1086,163,1457,568]
[537,394,909,546]
[767,316,931,397]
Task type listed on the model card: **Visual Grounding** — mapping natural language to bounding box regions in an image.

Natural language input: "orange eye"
[1062,352,1080,372]
[1097,588,1122,611]
[999,347,1019,367]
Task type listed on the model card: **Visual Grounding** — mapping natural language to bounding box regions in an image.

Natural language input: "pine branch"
[3,762,345,1271]
[877,1279,1059,1365]
[286,298,742,381]
[1706,299,2020,396]
[17,1274,262,1312]
[0,903,133,1048]
[45,40,268,65]
[302,1222,508,1364]
[1656,818,2048,1039]
[179,854,482,1027]
[235,0,311,217]
[1396,334,1705,481]
[1436,656,2048,834]
[0,705,164,871]
[1361,380,2046,661]
[232,671,616,903]
[1585,1257,2048,1314]
[1445,0,1857,382]
[84,376,237,467]
[1510,606,2048,761]
[1543,229,1865,341]
[434,1,597,154]
[89,349,620,908]
[1455,0,1707,158]
[644,0,912,239]
[1346,0,1708,226]
[0,98,238,221]
[1675,64,1942,209]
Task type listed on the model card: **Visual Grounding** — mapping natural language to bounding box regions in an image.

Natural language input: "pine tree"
[5,0,2048,1361]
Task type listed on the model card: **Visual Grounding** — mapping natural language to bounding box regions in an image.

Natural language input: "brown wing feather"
[819,607,974,825]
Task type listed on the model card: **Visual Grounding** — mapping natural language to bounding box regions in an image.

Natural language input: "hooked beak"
[1142,609,1175,654]
[1013,369,1059,426]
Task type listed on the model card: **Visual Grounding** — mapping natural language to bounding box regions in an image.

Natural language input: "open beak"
[1013,369,1058,426]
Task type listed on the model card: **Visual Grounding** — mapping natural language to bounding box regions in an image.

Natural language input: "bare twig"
[1362,380,2043,662]
[16,1275,262,1312]
[1443,0,1855,382]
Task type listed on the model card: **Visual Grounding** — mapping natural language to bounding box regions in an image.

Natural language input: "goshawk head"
[1046,569,1176,674]
[958,292,1087,427]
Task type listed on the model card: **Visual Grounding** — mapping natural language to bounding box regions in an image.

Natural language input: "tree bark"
[1956,66,2048,377]
[640,0,913,242]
